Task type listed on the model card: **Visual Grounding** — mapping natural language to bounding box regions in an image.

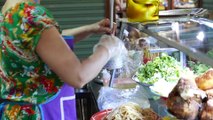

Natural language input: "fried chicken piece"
[196,69,213,90]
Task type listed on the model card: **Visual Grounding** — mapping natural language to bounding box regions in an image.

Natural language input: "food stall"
[89,0,213,120]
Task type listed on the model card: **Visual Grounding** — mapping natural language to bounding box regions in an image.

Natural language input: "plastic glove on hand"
[94,35,127,60]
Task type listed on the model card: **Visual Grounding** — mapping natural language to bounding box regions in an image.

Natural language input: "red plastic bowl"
[90,109,112,120]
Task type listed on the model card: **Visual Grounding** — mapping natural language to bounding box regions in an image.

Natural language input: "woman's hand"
[91,18,116,35]
[62,18,115,42]
[93,35,127,60]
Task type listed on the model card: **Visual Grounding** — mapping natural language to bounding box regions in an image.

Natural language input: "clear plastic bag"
[97,85,150,110]
[118,50,143,79]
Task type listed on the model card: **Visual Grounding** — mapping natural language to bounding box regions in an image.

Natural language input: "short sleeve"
[18,2,60,51]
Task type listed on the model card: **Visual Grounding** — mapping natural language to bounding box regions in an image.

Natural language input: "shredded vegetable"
[136,53,185,84]
[188,49,213,75]
[188,61,211,75]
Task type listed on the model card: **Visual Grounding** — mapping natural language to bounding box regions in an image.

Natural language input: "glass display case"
[91,4,213,118]
[174,0,199,9]
[115,16,213,118]
[118,17,213,68]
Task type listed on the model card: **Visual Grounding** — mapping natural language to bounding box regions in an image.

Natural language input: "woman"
[0,0,124,119]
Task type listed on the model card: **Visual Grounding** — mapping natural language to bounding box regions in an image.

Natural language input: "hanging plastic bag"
[97,85,150,110]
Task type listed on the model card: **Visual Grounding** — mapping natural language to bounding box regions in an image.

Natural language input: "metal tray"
[159,8,206,17]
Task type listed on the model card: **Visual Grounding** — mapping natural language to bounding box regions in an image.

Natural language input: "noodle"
[105,102,144,120]
[104,102,161,120]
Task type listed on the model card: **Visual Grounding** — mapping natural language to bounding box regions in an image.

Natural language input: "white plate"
[132,75,177,98]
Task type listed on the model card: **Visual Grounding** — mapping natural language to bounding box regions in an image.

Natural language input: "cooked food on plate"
[136,53,184,85]
[199,99,213,120]
[165,68,213,119]
[205,89,213,99]
[104,102,161,120]
[167,78,206,120]
[135,53,191,97]
[195,69,213,90]
[140,108,162,120]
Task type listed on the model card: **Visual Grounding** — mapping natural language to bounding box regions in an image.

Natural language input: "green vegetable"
[188,61,210,75]
[187,49,212,75]
[136,53,184,84]
[207,49,213,59]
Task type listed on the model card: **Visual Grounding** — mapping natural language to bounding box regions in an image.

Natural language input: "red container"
[90,109,112,120]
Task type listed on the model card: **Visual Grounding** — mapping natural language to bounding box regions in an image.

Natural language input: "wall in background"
[0,0,105,59]
[203,0,213,11]
[41,0,105,59]
[202,0,213,19]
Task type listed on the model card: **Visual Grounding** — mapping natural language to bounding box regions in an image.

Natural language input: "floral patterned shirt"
[0,2,63,119]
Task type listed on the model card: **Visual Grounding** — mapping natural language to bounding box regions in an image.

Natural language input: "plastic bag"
[97,85,150,110]
[118,50,143,79]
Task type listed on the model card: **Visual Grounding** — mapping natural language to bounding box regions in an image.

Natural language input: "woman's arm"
[61,18,112,43]
[36,27,112,88]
